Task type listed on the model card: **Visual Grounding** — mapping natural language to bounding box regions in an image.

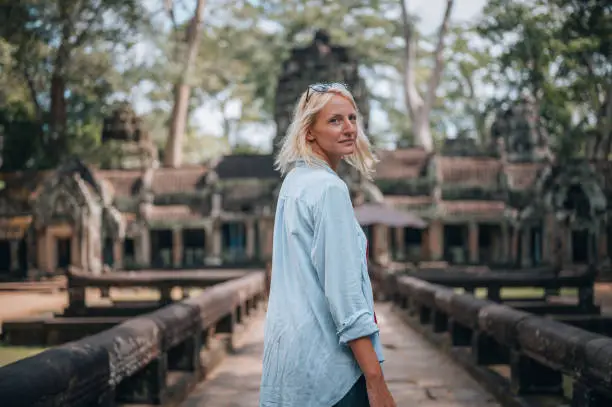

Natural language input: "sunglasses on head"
[305,82,349,103]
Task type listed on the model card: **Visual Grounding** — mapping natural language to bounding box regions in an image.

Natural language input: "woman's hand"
[365,374,396,407]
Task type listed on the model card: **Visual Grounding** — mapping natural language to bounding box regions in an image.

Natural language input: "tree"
[553,0,612,159]
[400,0,455,152]
[432,24,494,146]
[163,0,207,168]
[477,0,611,159]
[0,1,146,169]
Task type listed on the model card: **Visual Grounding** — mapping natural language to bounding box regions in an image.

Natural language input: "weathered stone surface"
[478,303,530,347]
[434,288,455,315]
[0,345,111,407]
[584,339,612,386]
[490,96,550,163]
[516,316,602,373]
[449,294,490,329]
[0,272,267,407]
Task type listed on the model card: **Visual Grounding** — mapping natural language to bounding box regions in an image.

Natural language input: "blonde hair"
[274,85,377,179]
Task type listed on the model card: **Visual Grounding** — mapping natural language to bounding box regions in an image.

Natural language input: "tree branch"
[600,83,612,159]
[422,0,454,119]
[165,0,180,33]
[400,0,423,122]
[22,68,44,122]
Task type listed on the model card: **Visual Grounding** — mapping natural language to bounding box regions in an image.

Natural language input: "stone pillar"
[599,231,608,261]
[9,240,19,271]
[204,223,214,259]
[113,240,123,269]
[500,223,510,263]
[263,218,274,261]
[212,221,222,260]
[246,219,255,259]
[521,228,530,267]
[80,225,88,271]
[70,233,79,268]
[172,228,183,268]
[394,227,405,261]
[543,214,555,263]
[136,228,151,267]
[372,224,389,264]
[564,226,573,264]
[511,227,519,265]
[428,220,444,261]
[468,222,479,264]
[46,232,54,274]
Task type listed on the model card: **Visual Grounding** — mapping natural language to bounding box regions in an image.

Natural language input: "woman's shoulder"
[295,168,348,200]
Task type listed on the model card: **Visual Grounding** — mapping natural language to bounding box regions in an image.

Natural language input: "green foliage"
[0,0,148,169]
[477,0,612,158]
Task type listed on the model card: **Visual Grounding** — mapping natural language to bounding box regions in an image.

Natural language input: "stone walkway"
[181,303,499,406]
[0,292,66,326]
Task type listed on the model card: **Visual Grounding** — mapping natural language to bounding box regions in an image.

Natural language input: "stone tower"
[490,96,551,163]
[100,102,158,169]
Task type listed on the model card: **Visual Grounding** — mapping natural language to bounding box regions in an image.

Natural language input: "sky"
[134,0,489,152]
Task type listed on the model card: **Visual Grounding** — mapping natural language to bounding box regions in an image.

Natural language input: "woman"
[260,83,396,407]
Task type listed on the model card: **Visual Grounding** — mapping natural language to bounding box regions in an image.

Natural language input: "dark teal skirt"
[333,375,369,407]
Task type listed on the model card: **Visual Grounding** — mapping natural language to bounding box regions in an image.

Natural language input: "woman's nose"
[344,118,356,133]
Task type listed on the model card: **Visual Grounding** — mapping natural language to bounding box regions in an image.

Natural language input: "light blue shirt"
[260,158,384,407]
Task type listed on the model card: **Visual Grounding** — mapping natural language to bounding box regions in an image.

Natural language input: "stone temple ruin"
[0,32,610,280]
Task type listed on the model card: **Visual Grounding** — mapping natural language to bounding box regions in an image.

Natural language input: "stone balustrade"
[0,272,266,406]
[388,272,612,406]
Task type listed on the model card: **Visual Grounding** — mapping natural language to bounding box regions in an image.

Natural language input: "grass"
[0,345,47,367]
[453,287,578,300]
[0,288,208,368]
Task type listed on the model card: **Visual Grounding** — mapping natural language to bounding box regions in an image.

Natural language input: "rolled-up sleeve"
[311,183,379,345]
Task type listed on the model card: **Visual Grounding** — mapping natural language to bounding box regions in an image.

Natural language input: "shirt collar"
[294,156,337,175]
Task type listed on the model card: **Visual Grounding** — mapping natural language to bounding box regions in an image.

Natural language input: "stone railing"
[386,267,599,314]
[0,272,266,406]
[388,274,612,406]
[65,267,253,315]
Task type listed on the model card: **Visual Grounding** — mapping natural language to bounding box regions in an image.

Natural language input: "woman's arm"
[347,336,383,379]
[311,183,379,344]
[310,182,395,406]
[349,337,395,406]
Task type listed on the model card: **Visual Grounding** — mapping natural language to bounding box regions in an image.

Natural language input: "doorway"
[572,230,589,264]
[56,238,71,269]
[0,240,10,274]
[183,229,206,267]
[444,224,468,264]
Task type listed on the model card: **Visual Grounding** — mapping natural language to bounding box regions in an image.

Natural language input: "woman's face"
[307,94,357,170]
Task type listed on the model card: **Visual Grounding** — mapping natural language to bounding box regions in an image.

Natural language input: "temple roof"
[354,203,426,228]
[374,148,428,180]
[151,166,209,194]
[214,154,279,180]
[436,156,502,186]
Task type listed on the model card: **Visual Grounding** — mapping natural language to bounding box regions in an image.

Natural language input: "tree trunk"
[47,69,68,165]
[413,115,433,152]
[400,0,454,152]
[164,0,206,168]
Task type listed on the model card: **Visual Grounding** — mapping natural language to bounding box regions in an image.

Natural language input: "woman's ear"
[306,131,315,142]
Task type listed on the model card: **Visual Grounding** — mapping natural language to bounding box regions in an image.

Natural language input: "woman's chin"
[339,145,355,156]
